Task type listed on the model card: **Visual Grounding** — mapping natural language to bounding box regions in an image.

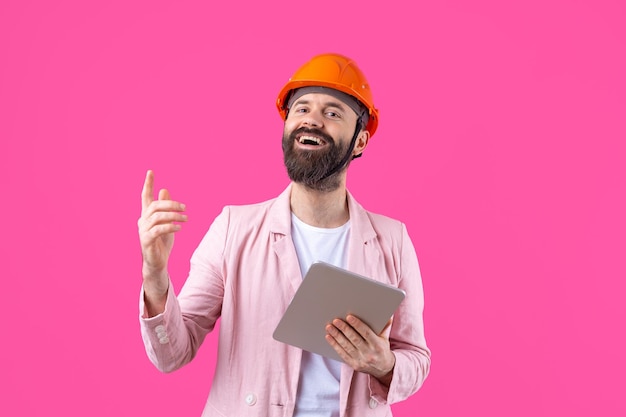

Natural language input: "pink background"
[1,0,624,415]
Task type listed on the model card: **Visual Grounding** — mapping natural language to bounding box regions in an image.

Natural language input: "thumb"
[158,188,171,201]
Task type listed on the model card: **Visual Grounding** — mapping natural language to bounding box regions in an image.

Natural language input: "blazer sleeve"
[138,207,229,373]
[369,223,431,404]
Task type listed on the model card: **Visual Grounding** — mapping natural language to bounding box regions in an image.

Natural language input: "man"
[138,53,430,417]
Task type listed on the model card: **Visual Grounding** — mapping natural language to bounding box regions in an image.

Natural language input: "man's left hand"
[325,315,395,384]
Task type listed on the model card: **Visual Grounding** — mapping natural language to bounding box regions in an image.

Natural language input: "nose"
[301,110,323,128]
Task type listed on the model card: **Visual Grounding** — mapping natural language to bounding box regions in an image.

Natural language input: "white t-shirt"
[291,213,350,417]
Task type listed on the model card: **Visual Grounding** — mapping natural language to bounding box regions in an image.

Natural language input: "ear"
[353,129,370,157]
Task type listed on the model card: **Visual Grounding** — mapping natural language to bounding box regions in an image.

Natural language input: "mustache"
[289,127,335,145]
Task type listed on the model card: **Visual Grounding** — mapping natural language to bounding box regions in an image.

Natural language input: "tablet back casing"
[272,261,406,362]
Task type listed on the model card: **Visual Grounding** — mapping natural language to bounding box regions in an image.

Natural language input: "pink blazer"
[140,184,430,417]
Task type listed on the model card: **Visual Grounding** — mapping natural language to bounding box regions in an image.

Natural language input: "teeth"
[299,135,322,145]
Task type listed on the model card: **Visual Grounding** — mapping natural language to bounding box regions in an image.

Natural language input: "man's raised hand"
[138,170,187,315]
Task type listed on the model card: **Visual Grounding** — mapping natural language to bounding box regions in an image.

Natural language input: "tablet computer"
[272,261,406,362]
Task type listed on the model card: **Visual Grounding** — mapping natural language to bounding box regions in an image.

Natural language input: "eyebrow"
[293,98,349,112]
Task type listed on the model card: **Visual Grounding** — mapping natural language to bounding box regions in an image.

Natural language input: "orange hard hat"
[276,53,379,137]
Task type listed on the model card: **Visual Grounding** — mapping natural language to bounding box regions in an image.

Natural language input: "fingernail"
[180,204,186,210]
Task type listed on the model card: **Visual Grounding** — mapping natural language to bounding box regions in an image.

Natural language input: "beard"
[282,127,351,192]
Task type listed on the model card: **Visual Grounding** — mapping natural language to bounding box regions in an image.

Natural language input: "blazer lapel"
[269,184,303,295]
[346,190,379,278]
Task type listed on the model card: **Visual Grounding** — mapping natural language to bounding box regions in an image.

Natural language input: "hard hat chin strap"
[320,116,364,180]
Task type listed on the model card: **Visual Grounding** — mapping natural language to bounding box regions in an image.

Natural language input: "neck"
[290,182,349,228]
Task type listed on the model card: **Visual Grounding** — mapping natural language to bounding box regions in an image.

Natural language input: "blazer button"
[155,325,167,339]
[244,393,257,406]
[369,397,378,409]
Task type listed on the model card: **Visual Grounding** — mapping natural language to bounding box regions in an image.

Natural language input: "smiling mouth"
[297,135,326,146]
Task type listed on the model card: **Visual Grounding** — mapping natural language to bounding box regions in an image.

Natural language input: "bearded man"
[137,53,430,417]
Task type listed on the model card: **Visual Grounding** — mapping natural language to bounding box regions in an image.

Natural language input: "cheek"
[283,116,296,131]
[282,124,295,140]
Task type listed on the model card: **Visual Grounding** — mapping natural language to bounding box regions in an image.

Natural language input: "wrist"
[376,367,394,388]
[375,353,396,387]
[142,277,169,318]
[142,266,168,288]
[142,267,169,303]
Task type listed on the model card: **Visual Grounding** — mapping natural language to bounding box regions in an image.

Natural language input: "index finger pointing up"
[141,169,155,211]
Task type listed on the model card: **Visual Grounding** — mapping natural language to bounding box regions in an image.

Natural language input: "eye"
[325,111,341,119]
